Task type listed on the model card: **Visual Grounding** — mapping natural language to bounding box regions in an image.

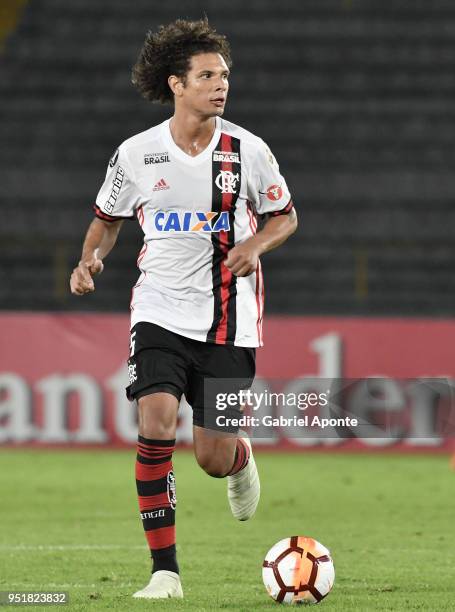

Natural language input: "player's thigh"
[126,322,191,438]
[188,343,256,431]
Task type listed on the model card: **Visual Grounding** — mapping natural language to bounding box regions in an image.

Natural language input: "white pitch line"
[0,544,147,551]
[2,583,135,589]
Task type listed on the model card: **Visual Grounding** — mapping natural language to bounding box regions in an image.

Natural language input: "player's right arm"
[70,217,123,295]
[71,144,141,295]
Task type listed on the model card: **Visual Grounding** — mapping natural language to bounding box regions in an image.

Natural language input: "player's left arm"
[224,209,297,277]
[224,140,298,277]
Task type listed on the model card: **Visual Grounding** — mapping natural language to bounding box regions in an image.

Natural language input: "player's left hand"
[224,242,259,276]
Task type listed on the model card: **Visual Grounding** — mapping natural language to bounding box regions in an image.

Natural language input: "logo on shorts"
[153,211,230,232]
[215,170,240,194]
[128,362,137,385]
[129,330,136,357]
[167,471,177,509]
[144,152,170,165]
[266,184,283,201]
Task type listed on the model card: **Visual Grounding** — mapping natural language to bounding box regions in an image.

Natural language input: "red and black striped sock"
[227,438,251,476]
[135,435,178,574]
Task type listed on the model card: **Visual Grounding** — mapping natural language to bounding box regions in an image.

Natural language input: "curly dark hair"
[132,18,232,105]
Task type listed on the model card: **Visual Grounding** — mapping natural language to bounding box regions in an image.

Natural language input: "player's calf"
[135,436,179,575]
[227,435,260,521]
[195,451,234,477]
[194,427,260,520]
[193,427,239,477]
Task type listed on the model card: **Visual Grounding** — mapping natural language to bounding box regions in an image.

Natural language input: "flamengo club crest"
[266,184,283,201]
[215,170,240,194]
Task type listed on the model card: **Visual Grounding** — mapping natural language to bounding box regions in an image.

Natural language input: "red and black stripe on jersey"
[93,203,134,223]
[269,199,294,217]
[207,133,241,345]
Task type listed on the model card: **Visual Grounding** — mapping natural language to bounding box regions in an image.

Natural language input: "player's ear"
[168,75,184,97]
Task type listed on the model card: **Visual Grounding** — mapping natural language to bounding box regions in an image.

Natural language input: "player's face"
[180,53,230,117]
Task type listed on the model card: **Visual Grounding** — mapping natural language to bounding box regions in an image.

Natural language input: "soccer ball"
[262,536,335,605]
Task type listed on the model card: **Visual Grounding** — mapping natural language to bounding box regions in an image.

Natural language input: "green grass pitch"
[0,450,454,610]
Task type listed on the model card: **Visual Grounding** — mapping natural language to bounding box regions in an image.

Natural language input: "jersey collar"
[162,117,221,166]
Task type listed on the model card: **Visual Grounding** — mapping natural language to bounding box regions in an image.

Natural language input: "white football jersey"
[94,117,293,347]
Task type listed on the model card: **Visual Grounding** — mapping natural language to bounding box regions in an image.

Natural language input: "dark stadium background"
[2,0,454,316]
[1,3,455,610]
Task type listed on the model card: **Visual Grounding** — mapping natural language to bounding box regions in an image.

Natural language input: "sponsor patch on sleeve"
[104,166,125,212]
[109,148,119,167]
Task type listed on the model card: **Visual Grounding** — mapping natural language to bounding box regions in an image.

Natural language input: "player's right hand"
[70,253,104,295]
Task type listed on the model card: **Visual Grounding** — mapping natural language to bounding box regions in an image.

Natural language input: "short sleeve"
[248,141,293,216]
[93,146,141,222]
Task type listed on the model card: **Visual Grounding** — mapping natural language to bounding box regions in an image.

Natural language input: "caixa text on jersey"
[153,210,230,232]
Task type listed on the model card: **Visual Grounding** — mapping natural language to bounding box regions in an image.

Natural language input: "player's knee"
[138,410,176,440]
[140,425,175,440]
[138,395,177,440]
[196,452,229,478]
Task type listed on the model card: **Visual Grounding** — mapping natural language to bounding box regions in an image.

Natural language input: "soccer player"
[70,18,297,599]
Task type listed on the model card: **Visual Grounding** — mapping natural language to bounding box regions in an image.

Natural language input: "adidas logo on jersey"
[153,178,170,191]
[153,211,230,233]
[213,150,240,163]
